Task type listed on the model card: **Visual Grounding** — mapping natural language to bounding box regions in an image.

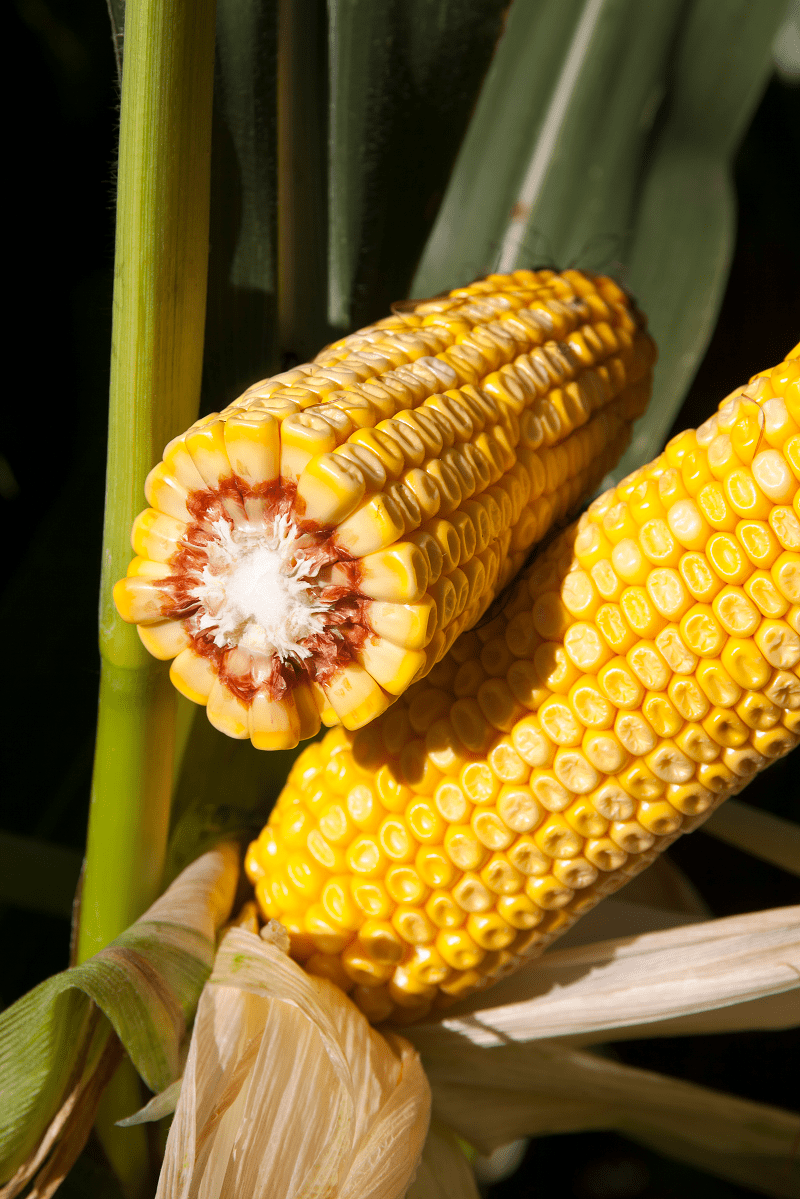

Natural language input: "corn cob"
[244,341,800,1024]
[113,270,654,749]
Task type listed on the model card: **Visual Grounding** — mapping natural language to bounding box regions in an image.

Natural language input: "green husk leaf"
[0,845,237,1185]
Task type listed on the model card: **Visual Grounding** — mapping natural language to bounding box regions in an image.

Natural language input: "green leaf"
[0,845,237,1186]
[327,0,510,334]
[412,0,786,471]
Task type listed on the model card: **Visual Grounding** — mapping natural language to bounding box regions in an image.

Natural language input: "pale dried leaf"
[404,1122,479,1199]
[157,928,430,1199]
[420,1038,800,1176]
[411,906,800,1046]
[702,799,800,878]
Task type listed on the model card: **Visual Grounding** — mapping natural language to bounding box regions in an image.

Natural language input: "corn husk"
[156,927,430,1199]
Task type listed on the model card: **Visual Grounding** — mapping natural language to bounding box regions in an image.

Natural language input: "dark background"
[3,1,799,1196]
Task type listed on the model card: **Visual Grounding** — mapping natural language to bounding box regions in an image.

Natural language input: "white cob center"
[191,514,329,661]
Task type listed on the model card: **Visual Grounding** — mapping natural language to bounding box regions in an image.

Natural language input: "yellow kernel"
[487,736,530,782]
[415,845,456,890]
[480,853,524,895]
[772,551,800,603]
[598,656,645,709]
[507,834,551,876]
[712,586,760,637]
[666,780,714,815]
[472,808,514,850]
[321,876,363,930]
[444,824,489,871]
[584,837,628,872]
[745,571,789,617]
[679,604,724,657]
[534,814,583,858]
[345,835,386,877]
[656,624,697,674]
[645,741,694,784]
[702,706,749,749]
[722,744,766,778]
[735,691,780,731]
[755,618,800,669]
[668,499,711,550]
[617,759,664,801]
[646,567,691,620]
[453,872,494,912]
[697,481,738,531]
[582,730,628,774]
[608,819,655,853]
[752,725,798,758]
[525,874,575,910]
[392,906,436,945]
[595,603,637,653]
[553,748,599,794]
[385,864,429,905]
[719,638,770,690]
[467,911,517,950]
[351,880,393,919]
[724,467,771,520]
[534,641,581,693]
[552,856,599,890]
[306,953,356,993]
[434,779,470,823]
[375,764,414,812]
[425,890,465,929]
[736,519,780,568]
[496,893,543,928]
[679,551,723,602]
[591,559,623,601]
[675,723,719,763]
[643,693,682,738]
[563,621,614,671]
[436,927,485,971]
[695,659,742,708]
[770,506,800,551]
[378,815,417,862]
[460,760,500,804]
[568,676,615,728]
[706,532,751,585]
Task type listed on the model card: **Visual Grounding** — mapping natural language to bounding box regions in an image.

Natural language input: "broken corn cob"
[245,341,800,1024]
[115,269,654,749]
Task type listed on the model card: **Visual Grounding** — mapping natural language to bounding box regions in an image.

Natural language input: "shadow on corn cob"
[245,341,800,1025]
[113,269,654,748]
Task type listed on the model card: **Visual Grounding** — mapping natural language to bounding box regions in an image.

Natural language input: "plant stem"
[78,0,216,964]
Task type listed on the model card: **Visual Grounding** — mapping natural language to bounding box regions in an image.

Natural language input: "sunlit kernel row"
[115,269,654,748]
[245,341,800,1022]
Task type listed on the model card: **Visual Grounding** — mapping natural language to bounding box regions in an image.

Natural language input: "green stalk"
[78,0,216,964]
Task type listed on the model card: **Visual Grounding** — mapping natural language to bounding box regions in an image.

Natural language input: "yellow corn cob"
[114,269,654,749]
[244,341,800,1025]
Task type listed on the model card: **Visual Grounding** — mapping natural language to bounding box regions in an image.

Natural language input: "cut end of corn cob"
[244,340,800,1024]
[115,269,654,749]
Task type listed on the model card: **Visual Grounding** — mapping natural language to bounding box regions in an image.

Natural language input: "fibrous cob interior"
[113,269,654,750]
[245,342,800,1025]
